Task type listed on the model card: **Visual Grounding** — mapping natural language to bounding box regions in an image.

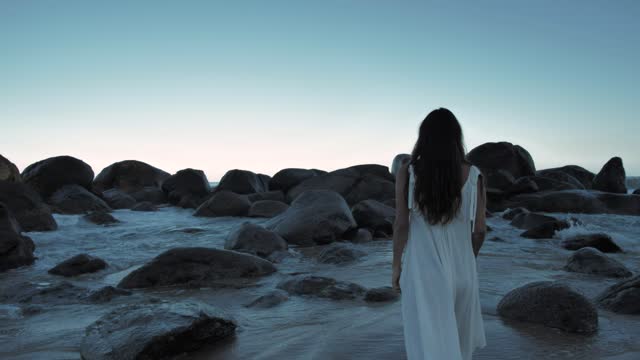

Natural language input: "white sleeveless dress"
[400,164,487,360]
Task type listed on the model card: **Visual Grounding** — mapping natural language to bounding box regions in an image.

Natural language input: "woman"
[392,108,487,359]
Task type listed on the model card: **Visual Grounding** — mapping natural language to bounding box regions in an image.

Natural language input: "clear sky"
[2,0,639,180]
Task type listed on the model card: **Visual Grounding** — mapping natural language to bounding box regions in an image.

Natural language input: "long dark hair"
[410,108,468,225]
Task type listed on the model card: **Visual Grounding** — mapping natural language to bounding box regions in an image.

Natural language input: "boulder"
[317,243,366,264]
[276,275,367,300]
[486,169,516,191]
[497,281,598,334]
[21,155,94,198]
[101,189,136,209]
[216,169,269,194]
[467,142,536,190]
[595,275,640,314]
[265,190,357,246]
[48,184,111,214]
[80,301,236,360]
[344,175,395,205]
[537,165,595,189]
[561,233,623,253]
[342,228,373,243]
[286,173,356,203]
[634,189,640,195]
[520,220,571,239]
[535,169,585,190]
[161,168,211,208]
[0,154,21,182]
[563,247,632,278]
[247,190,286,203]
[0,181,57,231]
[82,211,119,225]
[502,207,529,220]
[93,160,170,194]
[592,157,627,194]
[509,190,640,215]
[193,191,251,217]
[86,286,132,303]
[0,202,36,272]
[48,254,107,277]
[248,200,289,218]
[129,186,167,204]
[332,164,395,181]
[519,175,579,192]
[510,212,557,230]
[351,199,395,234]
[224,222,288,259]
[391,154,411,177]
[269,168,323,192]
[505,177,538,196]
[118,247,277,289]
[244,289,289,308]
[131,201,158,212]
[364,286,400,302]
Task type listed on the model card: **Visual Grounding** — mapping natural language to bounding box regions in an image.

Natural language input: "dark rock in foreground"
[101,189,136,209]
[502,207,529,220]
[592,157,627,194]
[48,184,111,214]
[364,286,399,302]
[0,181,57,231]
[276,275,366,300]
[0,202,36,272]
[317,243,366,264]
[118,247,277,289]
[161,168,211,208]
[266,190,357,246]
[248,200,289,218]
[561,233,623,253]
[93,160,170,194]
[86,286,132,303]
[131,201,158,212]
[563,247,632,278]
[497,281,598,334]
[21,155,94,198]
[510,212,557,230]
[595,275,640,314]
[216,169,269,194]
[244,289,289,308]
[342,228,373,243]
[80,301,236,360]
[194,190,251,217]
[0,154,21,182]
[48,254,107,277]
[82,211,119,225]
[520,220,571,239]
[224,222,288,259]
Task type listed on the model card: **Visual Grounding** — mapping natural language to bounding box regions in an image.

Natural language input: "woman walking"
[392,108,487,359]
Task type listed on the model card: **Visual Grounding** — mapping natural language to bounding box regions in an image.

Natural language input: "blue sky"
[2,0,639,180]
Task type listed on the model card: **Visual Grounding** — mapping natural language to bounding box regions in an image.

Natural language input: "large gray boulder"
[224,222,288,259]
[80,301,236,360]
[276,275,367,300]
[509,190,640,215]
[0,202,35,272]
[48,254,108,277]
[497,281,598,334]
[269,168,324,193]
[265,190,357,246]
[537,165,595,189]
[0,154,21,182]
[193,190,251,217]
[93,160,170,194]
[118,247,277,289]
[216,169,269,194]
[351,199,395,234]
[0,181,57,231]
[467,142,536,190]
[595,275,640,314]
[248,200,289,218]
[563,247,632,278]
[161,168,211,208]
[128,186,167,205]
[592,157,627,194]
[48,184,111,214]
[21,155,94,198]
[561,233,623,253]
[101,188,136,209]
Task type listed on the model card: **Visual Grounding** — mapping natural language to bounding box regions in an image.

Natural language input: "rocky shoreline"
[1,142,639,359]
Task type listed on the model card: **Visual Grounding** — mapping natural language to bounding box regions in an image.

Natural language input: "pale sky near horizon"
[2,0,639,180]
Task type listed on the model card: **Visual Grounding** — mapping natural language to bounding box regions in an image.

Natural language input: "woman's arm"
[392,161,410,275]
[472,174,486,257]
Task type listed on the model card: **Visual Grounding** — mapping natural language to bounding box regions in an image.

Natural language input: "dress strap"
[468,166,481,230]
[407,164,415,210]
